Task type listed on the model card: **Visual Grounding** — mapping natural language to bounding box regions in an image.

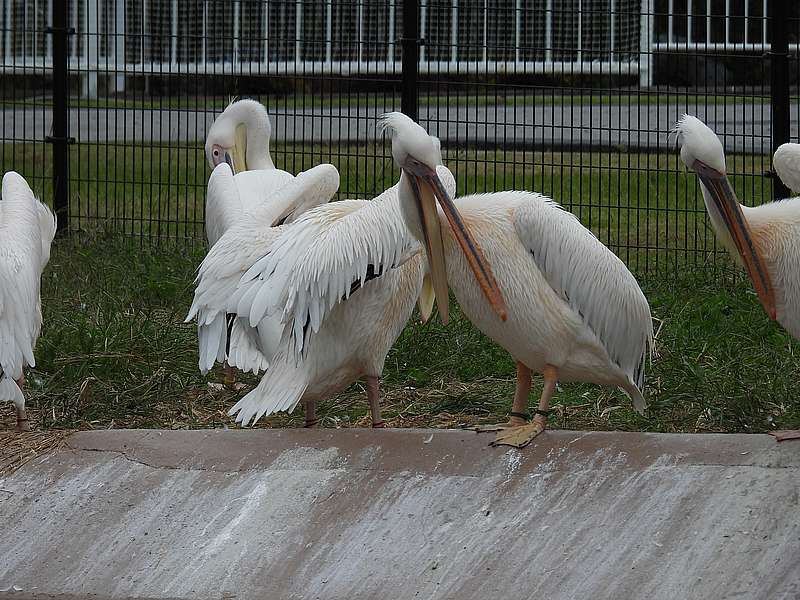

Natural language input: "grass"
[0,232,798,435]
[0,146,792,434]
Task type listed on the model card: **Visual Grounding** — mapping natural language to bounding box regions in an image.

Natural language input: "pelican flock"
[0,172,56,431]
[5,98,800,443]
[221,112,653,447]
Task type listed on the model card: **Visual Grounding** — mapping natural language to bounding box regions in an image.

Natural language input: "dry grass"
[0,430,72,476]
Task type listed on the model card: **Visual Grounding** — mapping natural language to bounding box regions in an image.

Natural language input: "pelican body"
[196,99,338,383]
[237,113,652,447]
[204,99,294,245]
[0,172,57,431]
[224,166,456,427]
[674,114,800,338]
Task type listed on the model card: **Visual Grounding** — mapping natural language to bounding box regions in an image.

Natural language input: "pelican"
[187,162,340,385]
[773,143,800,197]
[236,112,653,447]
[0,172,57,431]
[204,98,295,245]
[673,114,800,337]
[201,99,337,384]
[220,162,458,428]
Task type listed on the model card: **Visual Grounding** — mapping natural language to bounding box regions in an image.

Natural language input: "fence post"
[401,0,419,120]
[769,0,790,201]
[49,0,71,233]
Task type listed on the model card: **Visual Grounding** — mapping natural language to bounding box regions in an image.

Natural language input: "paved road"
[3,103,797,152]
[1,428,798,599]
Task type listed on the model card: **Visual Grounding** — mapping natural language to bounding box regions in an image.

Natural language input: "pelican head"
[378,112,507,323]
[773,143,800,196]
[205,98,275,174]
[673,114,776,319]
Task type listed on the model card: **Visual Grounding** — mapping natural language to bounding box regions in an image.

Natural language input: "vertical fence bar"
[50,0,70,233]
[401,0,419,120]
[4,0,11,64]
[113,0,125,92]
[545,0,552,62]
[388,0,395,65]
[769,0,790,200]
[170,0,178,65]
[639,0,653,87]
[326,0,332,64]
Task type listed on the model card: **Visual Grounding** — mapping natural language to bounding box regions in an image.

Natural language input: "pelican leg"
[222,361,237,389]
[491,364,557,448]
[367,375,386,428]
[15,374,30,432]
[304,400,319,428]
[472,361,531,432]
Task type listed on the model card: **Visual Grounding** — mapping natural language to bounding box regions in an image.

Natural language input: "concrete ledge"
[1,429,798,599]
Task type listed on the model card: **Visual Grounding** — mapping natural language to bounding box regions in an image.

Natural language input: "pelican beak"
[223,152,234,173]
[229,123,248,174]
[404,159,508,323]
[417,274,435,322]
[694,159,777,320]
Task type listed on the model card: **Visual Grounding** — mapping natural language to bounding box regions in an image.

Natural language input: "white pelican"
[0,172,57,431]
[673,114,800,337]
[187,162,340,385]
[201,99,337,384]
[204,98,295,245]
[235,112,653,447]
[220,162,459,428]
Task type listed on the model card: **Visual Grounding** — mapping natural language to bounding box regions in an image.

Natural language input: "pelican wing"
[188,165,339,373]
[0,172,53,381]
[773,143,800,196]
[236,166,456,356]
[248,163,339,225]
[514,193,653,389]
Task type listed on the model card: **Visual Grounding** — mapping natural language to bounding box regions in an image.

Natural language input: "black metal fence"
[1,1,799,278]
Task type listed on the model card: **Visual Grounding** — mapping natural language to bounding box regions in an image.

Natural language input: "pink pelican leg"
[367,376,386,428]
[473,361,532,432]
[222,361,237,389]
[304,400,319,428]
[15,372,30,432]
[491,364,556,448]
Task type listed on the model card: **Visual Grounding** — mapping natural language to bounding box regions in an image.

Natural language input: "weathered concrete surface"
[0,429,798,599]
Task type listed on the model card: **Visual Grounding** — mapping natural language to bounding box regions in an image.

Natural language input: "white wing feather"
[205,163,241,246]
[0,172,53,407]
[773,143,800,196]
[188,164,339,373]
[236,166,456,355]
[514,193,653,391]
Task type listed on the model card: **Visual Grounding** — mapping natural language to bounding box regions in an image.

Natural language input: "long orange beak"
[404,159,508,323]
[694,160,777,320]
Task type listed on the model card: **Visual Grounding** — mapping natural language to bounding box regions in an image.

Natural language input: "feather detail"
[513,192,654,394]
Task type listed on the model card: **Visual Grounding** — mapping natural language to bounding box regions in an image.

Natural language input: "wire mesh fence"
[0,0,798,278]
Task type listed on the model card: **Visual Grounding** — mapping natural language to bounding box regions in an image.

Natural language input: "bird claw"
[470,418,527,433]
[490,422,545,448]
